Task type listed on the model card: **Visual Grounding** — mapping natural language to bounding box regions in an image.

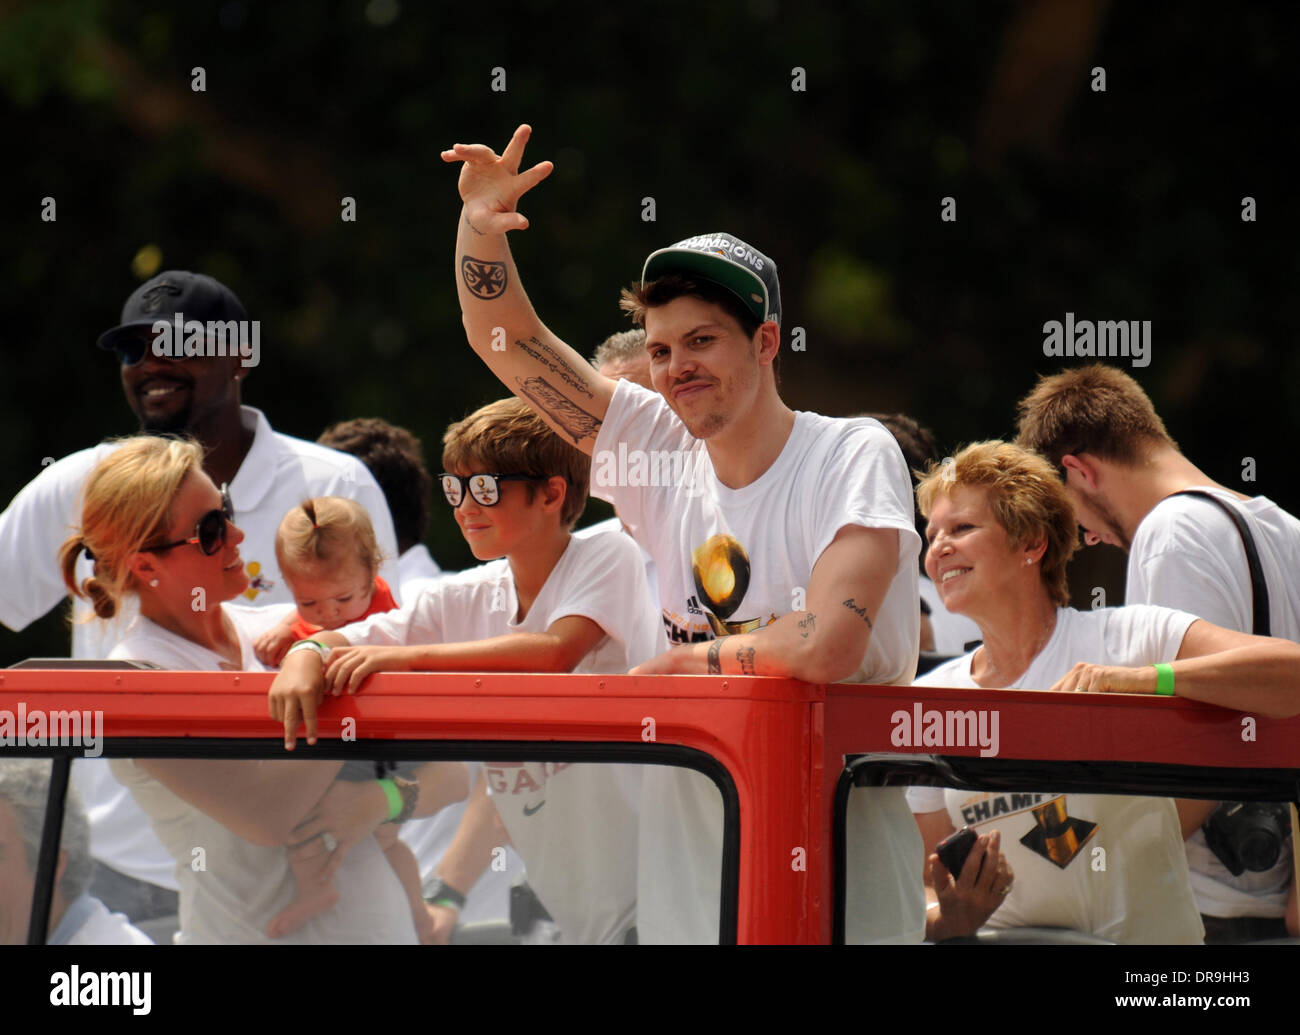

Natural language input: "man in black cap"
[438,126,941,945]
[0,269,401,923]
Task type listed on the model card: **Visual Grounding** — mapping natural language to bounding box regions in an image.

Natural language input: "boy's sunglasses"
[440,473,548,508]
[146,484,235,555]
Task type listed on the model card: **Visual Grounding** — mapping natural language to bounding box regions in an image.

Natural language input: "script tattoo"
[797,612,816,640]
[707,639,722,675]
[515,336,595,399]
[514,376,602,444]
[461,256,507,299]
[736,646,757,675]
[842,598,873,629]
[463,211,485,236]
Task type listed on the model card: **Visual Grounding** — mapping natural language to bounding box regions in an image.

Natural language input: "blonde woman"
[59,435,433,944]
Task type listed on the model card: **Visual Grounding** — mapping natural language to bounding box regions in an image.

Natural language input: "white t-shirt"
[398,543,444,600]
[1126,487,1300,918]
[916,605,1196,693]
[0,406,402,891]
[106,604,415,944]
[107,602,294,671]
[1127,488,1300,641]
[592,381,920,679]
[592,380,924,944]
[52,895,154,946]
[398,762,524,928]
[575,515,659,611]
[69,600,295,893]
[340,528,663,944]
[480,761,641,944]
[910,605,1203,943]
[908,787,1203,943]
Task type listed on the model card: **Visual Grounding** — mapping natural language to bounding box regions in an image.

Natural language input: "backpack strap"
[1168,490,1270,637]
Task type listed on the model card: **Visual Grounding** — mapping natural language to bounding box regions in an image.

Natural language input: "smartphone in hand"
[935,826,978,880]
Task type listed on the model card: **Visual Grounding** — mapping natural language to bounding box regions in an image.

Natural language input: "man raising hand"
[443,126,927,944]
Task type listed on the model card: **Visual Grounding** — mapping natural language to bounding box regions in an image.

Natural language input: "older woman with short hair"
[908,441,1300,943]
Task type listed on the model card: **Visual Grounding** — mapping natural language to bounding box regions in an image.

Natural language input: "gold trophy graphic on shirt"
[691,534,762,635]
[1019,795,1097,868]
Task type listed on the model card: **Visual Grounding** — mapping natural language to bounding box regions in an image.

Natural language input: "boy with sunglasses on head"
[269,397,662,944]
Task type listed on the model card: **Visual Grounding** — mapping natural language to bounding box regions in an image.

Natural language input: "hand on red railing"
[268,649,327,750]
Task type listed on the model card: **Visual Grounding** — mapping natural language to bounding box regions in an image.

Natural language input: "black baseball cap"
[97,271,248,356]
[641,232,781,326]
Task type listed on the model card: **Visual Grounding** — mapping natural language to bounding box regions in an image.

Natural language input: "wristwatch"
[425,877,466,911]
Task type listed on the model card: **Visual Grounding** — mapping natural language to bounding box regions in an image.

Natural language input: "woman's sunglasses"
[146,484,235,556]
[439,473,548,508]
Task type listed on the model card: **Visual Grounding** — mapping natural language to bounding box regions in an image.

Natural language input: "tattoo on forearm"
[515,336,595,399]
[842,598,873,629]
[707,639,722,675]
[514,376,602,443]
[461,256,507,299]
[463,211,485,237]
[736,646,757,675]
[797,612,816,639]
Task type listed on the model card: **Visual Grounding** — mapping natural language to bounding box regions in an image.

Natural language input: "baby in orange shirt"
[255,497,438,941]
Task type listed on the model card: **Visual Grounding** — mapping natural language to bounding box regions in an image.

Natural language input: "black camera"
[1202,801,1292,876]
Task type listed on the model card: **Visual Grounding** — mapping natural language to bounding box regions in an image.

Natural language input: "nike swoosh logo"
[522,800,546,817]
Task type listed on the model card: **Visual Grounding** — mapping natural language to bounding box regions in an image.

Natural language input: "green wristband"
[1152,662,1176,696]
[377,777,403,820]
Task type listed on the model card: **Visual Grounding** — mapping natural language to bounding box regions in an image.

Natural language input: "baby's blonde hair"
[275,497,384,582]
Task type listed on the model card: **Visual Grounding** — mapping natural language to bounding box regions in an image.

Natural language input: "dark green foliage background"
[2,0,1295,662]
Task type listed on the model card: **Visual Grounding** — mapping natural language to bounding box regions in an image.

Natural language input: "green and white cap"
[641,232,781,326]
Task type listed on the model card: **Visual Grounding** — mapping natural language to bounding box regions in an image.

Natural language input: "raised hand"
[441,124,554,235]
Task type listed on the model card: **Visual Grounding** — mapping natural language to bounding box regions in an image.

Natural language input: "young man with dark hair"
[1016,363,1300,940]
[441,125,927,943]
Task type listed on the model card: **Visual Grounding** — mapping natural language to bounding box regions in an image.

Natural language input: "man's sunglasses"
[440,473,548,508]
[112,336,153,367]
[146,484,235,555]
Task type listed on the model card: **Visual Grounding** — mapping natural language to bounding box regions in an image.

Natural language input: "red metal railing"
[3,671,1297,944]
